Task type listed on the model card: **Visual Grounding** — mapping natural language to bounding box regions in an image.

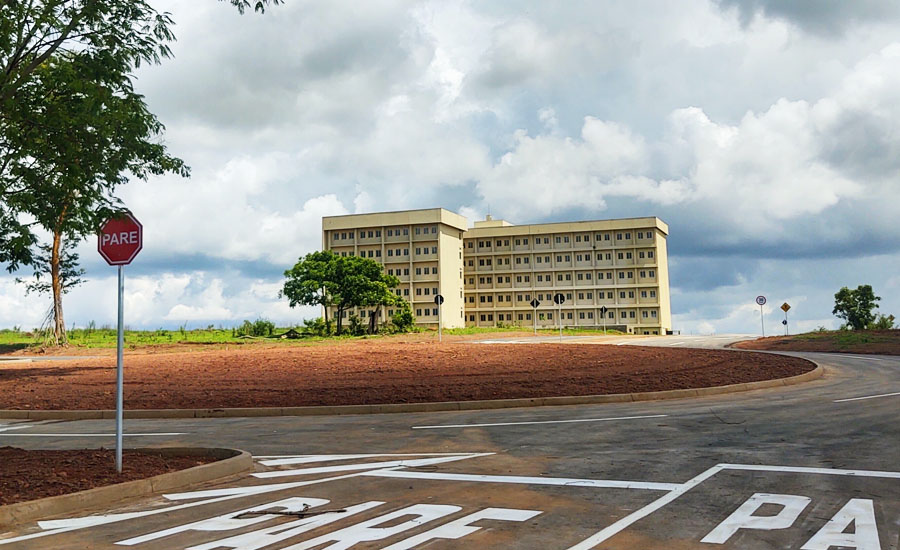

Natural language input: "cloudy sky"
[2,0,899,334]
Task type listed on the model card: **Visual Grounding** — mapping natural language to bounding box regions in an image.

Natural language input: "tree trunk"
[368,306,379,335]
[336,306,344,335]
[50,230,67,346]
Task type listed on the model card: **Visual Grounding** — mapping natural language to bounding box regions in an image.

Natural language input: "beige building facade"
[322,209,672,335]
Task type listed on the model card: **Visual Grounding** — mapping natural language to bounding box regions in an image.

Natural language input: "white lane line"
[412,414,667,430]
[836,354,884,361]
[833,391,900,403]
[259,453,470,466]
[363,469,681,491]
[566,465,723,549]
[0,420,56,433]
[667,342,685,346]
[0,432,185,437]
[252,453,494,479]
[721,463,900,479]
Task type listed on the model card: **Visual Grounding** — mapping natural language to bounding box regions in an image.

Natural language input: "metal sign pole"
[785,311,789,336]
[760,304,765,337]
[558,302,562,341]
[533,307,537,335]
[116,265,124,473]
[438,304,442,343]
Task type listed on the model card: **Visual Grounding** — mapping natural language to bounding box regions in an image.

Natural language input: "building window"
[524,275,530,282]
[618,252,624,260]
[649,270,655,277]
[403,228,409,235]
[564,236,569,243]
[565,255,570,261]
[619,291,626,299]
[641,291,648,298]
[652,311,657,317]
[619,272,625,279]
[431,247,437,254]
[642,311,649,318]
[650,290,657,297]
[626,252,632,259]
[416,288,422,296]
[524,238,529,245]
[628,291,635,298]
[625,233,631,239]
[416,309,422,316]
[432,226,437,233]
[648,251,654,258]
[555,236,561,243]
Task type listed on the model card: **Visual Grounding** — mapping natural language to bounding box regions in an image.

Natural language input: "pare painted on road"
[116,497,540,549]
[576,463,900,550]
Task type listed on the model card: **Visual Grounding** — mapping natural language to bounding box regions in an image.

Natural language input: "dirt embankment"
[0,341,814,410]
[733,329,900,355]
[0,447,217,506]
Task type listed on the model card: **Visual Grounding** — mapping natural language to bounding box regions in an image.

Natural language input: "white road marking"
[719,463,900,479]
[252,454,494,479]
[833,391,900,403]
[566,465,724,549]
[258,453,468,466]
[0,432,185,437]
[412,414,667,430]
[13,471,372,546]
[667,341,686,346]
[363,469,681,491]
[0,420,55,433]
[835,355,884,361]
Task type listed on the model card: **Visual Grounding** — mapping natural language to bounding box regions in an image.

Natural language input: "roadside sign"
[553,293,565,305]
[98,212,143,266]
[97,212,142,474]
[434,294,444,342]
[782,320,788,325]
[781,302,791,336]
[781,302,791,312]
[600,306,608,314]
[600,306,608,334]
[755,296,766,337]
[530,299,540,309]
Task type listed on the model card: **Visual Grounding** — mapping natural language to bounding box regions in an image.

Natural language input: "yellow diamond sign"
[781,302,791,312]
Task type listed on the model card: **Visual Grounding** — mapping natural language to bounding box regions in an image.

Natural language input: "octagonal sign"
[98,212,143,266]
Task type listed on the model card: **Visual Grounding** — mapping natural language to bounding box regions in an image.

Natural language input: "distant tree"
[15,238,85,342]
[281,250,340,327]
[833,285,881,331]
[281,252,400,335]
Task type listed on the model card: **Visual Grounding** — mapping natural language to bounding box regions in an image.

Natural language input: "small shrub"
[390,301,416,333]
[234,318,275,337]
[302,317,334,337]
[869,314,896,330]
[347,314,366,336]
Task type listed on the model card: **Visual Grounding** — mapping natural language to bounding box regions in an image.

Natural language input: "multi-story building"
[322,209,672,335]
[322,208,468,328]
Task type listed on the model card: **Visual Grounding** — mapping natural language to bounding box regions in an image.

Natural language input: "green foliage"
[282,251,401,335]
[235,318,275,337]
[15,238,85,297]
[346,314,366,336]
[302,317,334,337]
[870,313,896,330]
[833,285,881,331]
[389,300,416,332]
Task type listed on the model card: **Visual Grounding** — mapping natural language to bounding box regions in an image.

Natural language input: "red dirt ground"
[733,330,900,355]
[0,341,814,410]
[0,447,217,505]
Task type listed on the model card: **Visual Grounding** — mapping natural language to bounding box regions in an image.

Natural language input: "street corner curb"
[0,361,823,420]
[0,447,252,529]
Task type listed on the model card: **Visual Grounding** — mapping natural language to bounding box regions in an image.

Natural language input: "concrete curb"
[0,363,823,420]
[0,447,251,528]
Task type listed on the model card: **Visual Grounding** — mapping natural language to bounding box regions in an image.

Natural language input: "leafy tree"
[280,251,339,327]
[281,252,401,335]
[1,0,278,343]
[833,285,881,331]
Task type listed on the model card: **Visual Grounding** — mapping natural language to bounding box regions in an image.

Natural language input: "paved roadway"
[1,336,898,549]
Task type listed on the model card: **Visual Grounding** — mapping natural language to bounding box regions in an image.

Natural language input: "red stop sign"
[98,212,143,265]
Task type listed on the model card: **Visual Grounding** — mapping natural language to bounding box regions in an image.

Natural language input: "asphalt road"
[0,336,898,549]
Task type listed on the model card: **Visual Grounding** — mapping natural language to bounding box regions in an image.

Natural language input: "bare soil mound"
[0,447,217,506]
[0,342,814,410]
[733,330,900,355]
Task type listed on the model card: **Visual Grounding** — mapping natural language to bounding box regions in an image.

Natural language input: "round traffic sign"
[98,212,143,266]
[755,295,767,306]
[434,294,444,305]
[553,293,565,305]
